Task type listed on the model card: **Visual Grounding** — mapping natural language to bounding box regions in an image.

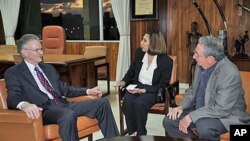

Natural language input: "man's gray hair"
[198,36,225,61]
[16,34,40,54]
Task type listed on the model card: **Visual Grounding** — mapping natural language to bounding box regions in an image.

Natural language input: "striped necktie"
[34,67,63,104]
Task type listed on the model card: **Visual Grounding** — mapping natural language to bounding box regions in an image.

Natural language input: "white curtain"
[0,0,21,45]
[111,0,131,82]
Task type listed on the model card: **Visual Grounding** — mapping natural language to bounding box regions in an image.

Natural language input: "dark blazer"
[180,57,250,130]
[4,61,87,109]
[122,48,173,93]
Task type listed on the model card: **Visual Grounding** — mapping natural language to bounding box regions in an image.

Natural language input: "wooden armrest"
[169,80,179,94]
[0,109,41,124]
[166,80,179,107]
[66,95,99,102]
[118,85,127,102]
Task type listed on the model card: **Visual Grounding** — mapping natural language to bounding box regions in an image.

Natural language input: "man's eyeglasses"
[193,50,205,58]
[23,48,43,53]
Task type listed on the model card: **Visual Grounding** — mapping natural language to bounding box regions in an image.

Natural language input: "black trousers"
[163,111,227,141]
[123,92,156,135]
[42,97,119,141]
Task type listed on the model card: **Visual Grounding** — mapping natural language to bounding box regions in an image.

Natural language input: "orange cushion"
[175,94,184,105]
[220,132,229,141]
[150,103,165,111]
[43,116,98,140]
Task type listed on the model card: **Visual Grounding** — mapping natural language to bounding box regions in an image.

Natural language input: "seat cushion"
[43,116,98,140]
[175,94,184,106]
[220,132,230,141]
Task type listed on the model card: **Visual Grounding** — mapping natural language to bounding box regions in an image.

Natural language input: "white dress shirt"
[138,53,158,85]
[17,61,55,109]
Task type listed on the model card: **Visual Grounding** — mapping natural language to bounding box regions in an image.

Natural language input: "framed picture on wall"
[130,0,158,21]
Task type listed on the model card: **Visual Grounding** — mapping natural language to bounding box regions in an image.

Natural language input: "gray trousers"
[163,111,227,141]
[42,97,119,141]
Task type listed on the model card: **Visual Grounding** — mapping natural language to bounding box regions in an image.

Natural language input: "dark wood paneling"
[131,21,159,60]
[231,58,250,71]
[65,42,119,81]
[130,0,250,83]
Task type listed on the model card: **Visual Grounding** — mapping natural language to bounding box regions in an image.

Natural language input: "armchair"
[118,55,179,135]
[0,79,100,141]
[84,46,110,95]
[174,71,250,141]
[42,25,66,54]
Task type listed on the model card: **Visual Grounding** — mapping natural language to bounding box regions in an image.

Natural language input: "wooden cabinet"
[230,58,250,71]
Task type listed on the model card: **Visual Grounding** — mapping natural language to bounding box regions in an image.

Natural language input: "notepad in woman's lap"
[126,84,137,90]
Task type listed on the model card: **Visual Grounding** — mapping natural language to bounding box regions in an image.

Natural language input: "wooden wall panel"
[130,21,159,60]
[130,0,250,83]
[238,0,250,55]
[65,42,119,81]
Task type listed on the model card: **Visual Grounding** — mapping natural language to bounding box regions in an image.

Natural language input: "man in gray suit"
[4,34,119,141]
[163,36,250,141]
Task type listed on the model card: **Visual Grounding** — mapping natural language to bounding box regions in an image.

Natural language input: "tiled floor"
[80,81,188,141]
